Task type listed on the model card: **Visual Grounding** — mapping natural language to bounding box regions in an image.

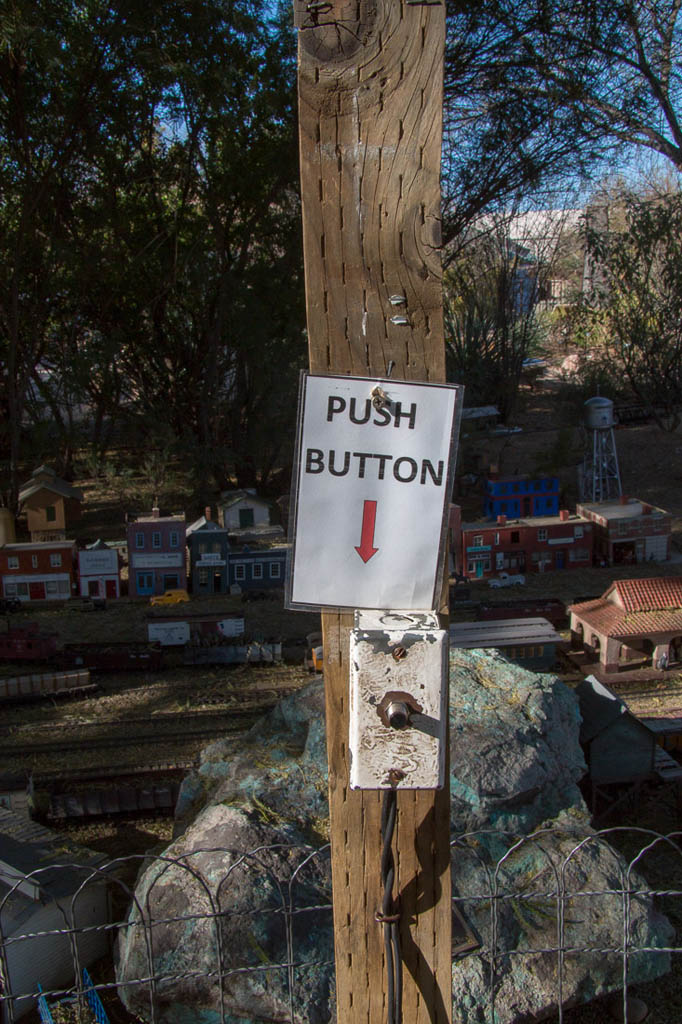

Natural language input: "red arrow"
[355,500,379,563]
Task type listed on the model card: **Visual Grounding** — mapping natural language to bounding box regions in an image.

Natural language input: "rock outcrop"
[117,649,673,1023]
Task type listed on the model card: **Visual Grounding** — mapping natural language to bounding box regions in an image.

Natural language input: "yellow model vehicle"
[149,588,190,606]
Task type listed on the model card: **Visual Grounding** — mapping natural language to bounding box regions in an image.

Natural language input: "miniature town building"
[449,617,560,671]
[484,473,560,520]
[569,577,682,673]
[576,497,671,566]
[0,808,109,1022]
[461,511,593,580]
[0,541,77,602]
[77,539,120,599]
[219,489,274,530]
[186,509,230,595]
[229,547,288,591]
[126,508,187,598]
[18,466,83,542]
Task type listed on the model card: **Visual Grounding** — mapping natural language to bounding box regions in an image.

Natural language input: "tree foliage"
[0,0,304,510]
[583,188,682,431]
[445,208,571,419]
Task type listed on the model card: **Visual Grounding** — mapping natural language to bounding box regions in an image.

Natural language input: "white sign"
[132,552,183,569]
[287,373,463,610]
[147,621,191,647]
[78,549,118,575]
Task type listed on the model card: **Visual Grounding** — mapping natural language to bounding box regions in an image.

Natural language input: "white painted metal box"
[349,610,448,790]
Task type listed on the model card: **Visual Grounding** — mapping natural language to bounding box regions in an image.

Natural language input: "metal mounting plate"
[349,610,447,789]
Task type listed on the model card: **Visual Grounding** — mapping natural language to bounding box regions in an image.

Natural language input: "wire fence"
[1,825,680,1024]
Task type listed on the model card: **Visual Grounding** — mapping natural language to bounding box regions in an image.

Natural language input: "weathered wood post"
[293,1,451,1020]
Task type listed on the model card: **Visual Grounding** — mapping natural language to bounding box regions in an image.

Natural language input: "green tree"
[583,188,682,431]
[0,0,305,506]
[445,208,565,419]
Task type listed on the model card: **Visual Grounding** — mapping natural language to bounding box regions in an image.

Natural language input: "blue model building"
[484,474,560,520]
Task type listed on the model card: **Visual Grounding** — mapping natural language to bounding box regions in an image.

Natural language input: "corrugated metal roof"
[449,617,560,648]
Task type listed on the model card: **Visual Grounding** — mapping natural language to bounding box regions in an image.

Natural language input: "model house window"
[473,535,484,547]
[511,531,520,543]
[4,583,16,596]
[7,556,18,569]
[537,529,547,542]
[46,580,58,594]
[31,555,38,568]
[252,563,263,580]
[239,508,255,528]
[199,568,208,586]
[169,531,179,548]
[152,531,161,549]
[212,542,221,553]
[234,563,246,581]
[136,532,144,548]
[574,526,583,538]
[494,532,500,545]
[270,562,281,579]
[198,542,207,554]
[50,553,62,567]
[46,505,56,522]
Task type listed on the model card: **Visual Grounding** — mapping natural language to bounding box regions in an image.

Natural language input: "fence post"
[294,2,452,1020]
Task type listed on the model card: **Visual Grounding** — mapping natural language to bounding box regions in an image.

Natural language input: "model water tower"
[579,396,622,502]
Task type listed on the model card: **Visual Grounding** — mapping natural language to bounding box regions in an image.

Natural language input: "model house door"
[29,581,45,600]
[106,579,117,598]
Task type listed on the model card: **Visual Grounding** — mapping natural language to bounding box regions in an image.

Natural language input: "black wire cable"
[377,788,402,1024]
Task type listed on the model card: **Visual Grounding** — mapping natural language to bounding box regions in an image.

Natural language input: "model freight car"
[60,642,164,671]
[0,624,58,661]
[183,640,282,665]
[0,668,93,703]
[48,782,180,820]
[146,611,245,646]
[477,597,566,628]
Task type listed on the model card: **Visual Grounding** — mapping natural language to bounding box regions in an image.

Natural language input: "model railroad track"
[31,758,197,787]
[3,708,266,756]
[1,684,301,741]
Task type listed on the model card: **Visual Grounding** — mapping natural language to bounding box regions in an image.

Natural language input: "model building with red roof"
[569,577,682,673]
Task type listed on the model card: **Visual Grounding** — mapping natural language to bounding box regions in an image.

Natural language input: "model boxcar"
[0,624,57,661]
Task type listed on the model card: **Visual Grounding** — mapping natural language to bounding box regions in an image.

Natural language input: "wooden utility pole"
[294,1,451,1021]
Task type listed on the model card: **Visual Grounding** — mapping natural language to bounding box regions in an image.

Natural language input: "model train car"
[0,668,93,703]
[60,641,164,671]
[477,597,567,628]
[48,782,180,820]
[0,624,57,661]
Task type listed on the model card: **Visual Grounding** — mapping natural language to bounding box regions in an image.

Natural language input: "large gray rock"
[116,650,672,1023]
